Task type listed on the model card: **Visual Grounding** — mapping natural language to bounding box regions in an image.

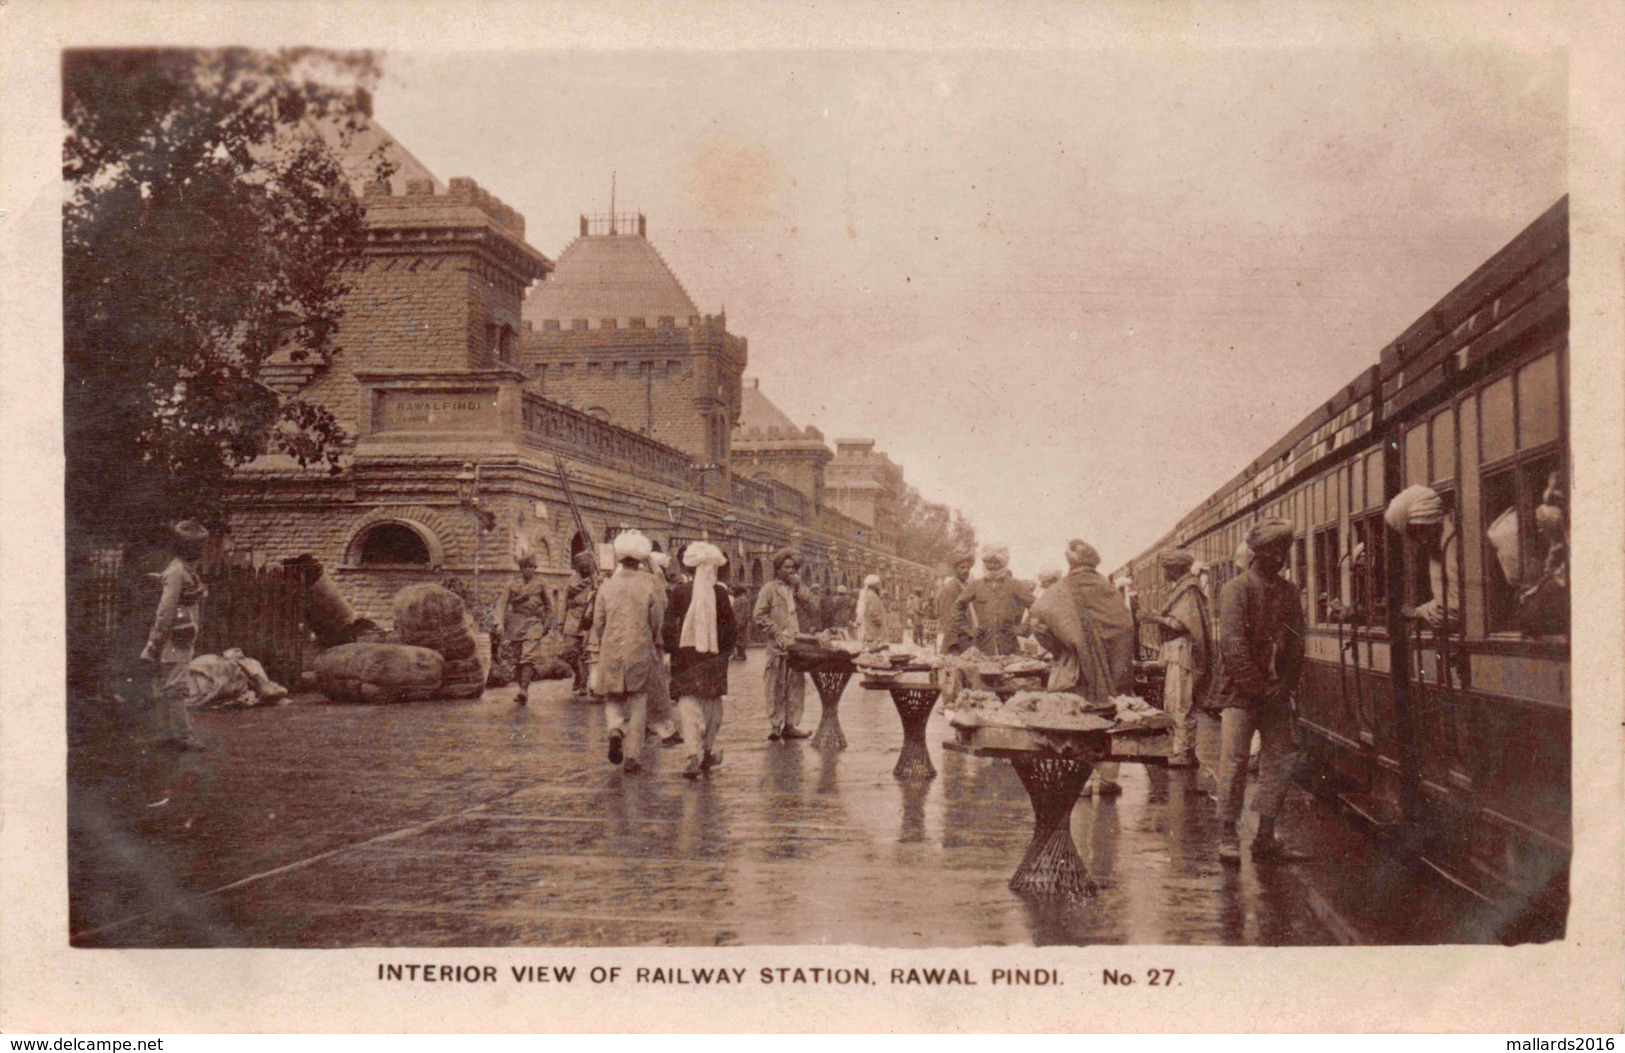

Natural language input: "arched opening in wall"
[751,558,764,586]
[569,531,592,568]
[357,523,431,565]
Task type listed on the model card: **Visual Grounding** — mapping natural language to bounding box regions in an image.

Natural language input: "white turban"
[864,573,881,588]
[612,530,652,562]
[683,541,727,569]
[648,551,672,571]
[679,542,727,654]
[1233,541,1253,571]
[1037,567,1063,586]
[1386,485,1446,537]
[980,544,1009,563]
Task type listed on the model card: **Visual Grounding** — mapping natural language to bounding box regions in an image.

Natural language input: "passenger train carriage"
[1117,198,1569,941]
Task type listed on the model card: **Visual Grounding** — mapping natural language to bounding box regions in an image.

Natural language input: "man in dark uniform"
[1214,518,1309,865]
[934,549,976,654]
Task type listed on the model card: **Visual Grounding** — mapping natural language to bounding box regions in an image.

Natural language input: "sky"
[373,45,1565,577]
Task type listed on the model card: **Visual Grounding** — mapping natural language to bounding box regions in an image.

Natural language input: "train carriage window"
[1350,457,1365,512]
[1364,449,1384,510]
[1517,353,1561,451]
[1483,452,1567,637]
[1313,525,1342,623]
[1292,534,1308,614]
[1431,409,1456,483]
[1480,376,1515,465]
[1404,487,1458,616]
[1350,513,1387,628]
[1404,424,1429,487]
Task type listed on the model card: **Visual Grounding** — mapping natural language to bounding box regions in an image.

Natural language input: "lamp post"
[455,461,494,618]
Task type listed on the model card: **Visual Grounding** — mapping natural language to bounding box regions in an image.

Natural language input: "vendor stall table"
[888,682,941,779]
[947,722,1173,898]
[786,643,857,751]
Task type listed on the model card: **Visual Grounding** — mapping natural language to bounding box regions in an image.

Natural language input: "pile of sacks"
[313,584,488,703]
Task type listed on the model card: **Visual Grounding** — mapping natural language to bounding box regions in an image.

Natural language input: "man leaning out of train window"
[1384,485,1459,631]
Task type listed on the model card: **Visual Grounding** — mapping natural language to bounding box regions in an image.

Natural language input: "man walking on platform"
[590,531,666,775]
[1145,548,1212,768]
[753,548,810,740]
[1213,518,1309,864]
[1029,538,1136,797]
[562,550,598,695]
[730,584,752,661]
[495,553,555,706]
[662,541,737,779]
[935,550,976,654]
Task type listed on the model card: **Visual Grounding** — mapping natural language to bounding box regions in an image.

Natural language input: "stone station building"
[227,129,936,626]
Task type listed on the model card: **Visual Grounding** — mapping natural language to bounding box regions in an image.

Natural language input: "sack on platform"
[392,584,468,638]
[315,643,444,703]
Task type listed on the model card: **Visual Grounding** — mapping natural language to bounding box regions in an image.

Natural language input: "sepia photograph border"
[3,0,1623,1034]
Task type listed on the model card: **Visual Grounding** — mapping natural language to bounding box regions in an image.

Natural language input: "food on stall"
[1003,658,1049,675]
[946,688,1115,732]
[1108,694,1173,730]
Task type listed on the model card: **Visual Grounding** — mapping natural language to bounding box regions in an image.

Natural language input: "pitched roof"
[524,233,700,326]
[738,378,801,434]
[305,115,447,198]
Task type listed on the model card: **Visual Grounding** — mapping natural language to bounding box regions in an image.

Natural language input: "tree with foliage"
[64,48,387,551]
[895,484,977,569]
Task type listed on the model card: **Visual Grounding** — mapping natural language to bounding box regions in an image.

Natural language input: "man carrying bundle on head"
[1029,538,1137,797]
[1143,548,1212,769]
[753,548,810,740]
[954,544,1035,656]
[661,542,737,779]
[1213,518,1308,864]
[590,530,666,775]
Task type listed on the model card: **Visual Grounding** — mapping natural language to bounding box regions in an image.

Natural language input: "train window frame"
[1349,511,1388,630]
[1402,484,1460,618]
[1480,443,1566,638]
[1312,522,1342,625]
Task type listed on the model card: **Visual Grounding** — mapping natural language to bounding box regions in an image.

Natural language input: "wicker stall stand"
[884,674,942,780]
[947,720,1174,898]
[786,641,857,751]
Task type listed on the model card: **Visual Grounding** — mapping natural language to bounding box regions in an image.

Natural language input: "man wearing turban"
[495,552,557,706]
[953,544,1035,656]
[856,573,889,646]
[1385,484,1459,631]
[934,549,977,654]
[752,548,810,739]
[1030,537,1136,796]
[1213,518,1308,863]
[590,530,666,775]
[660,542,737,779]
[1145,548,1211,767]
[640,550,681,745]
[562,549,600,696]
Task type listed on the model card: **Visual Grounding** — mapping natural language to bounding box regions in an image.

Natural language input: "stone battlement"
[363,175,527,239]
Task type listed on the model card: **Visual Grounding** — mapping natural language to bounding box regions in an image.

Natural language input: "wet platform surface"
[70,650,1481,947]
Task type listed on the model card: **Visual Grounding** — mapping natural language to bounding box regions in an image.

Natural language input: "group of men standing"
[486,519,1312,861]
[929,528,1309,863]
